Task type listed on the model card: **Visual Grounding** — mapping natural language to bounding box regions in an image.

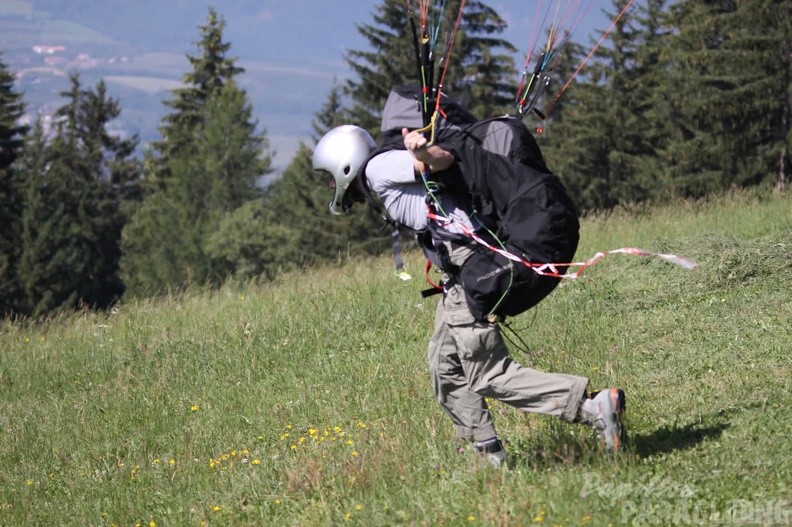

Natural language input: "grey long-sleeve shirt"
[365,150,483,235]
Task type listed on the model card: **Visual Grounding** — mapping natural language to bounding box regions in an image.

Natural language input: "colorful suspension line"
[426,207,698,280]
[515,0,596,119]
[407,0,466,146]
[547,0,637,115]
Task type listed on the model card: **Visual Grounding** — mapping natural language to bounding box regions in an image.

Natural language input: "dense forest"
[0,0,789,317]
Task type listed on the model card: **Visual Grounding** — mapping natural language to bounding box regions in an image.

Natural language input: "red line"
[548,0,635,113]
[434,0,467,113]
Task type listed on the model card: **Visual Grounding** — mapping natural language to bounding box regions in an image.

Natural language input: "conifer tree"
[451,1,519,117]
[0,53,28,315]
[121,10,273,296]
[541,71,615,210]
[623,0,676,200]
[18,74,139,315]
[214,85,386,280]
[541,1,673,210]
[589,0,673,205]
[536,29,616,210]
[148,8,245,184]
[663,0,792,196]
[0,52,26,174]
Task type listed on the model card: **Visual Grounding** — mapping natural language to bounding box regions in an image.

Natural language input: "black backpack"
[436,116,580,320]
[363,86,580,320]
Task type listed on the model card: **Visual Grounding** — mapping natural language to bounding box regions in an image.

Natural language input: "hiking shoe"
[475,437,507,467]
[579,388,626,452]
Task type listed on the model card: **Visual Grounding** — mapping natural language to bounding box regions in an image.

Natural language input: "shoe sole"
[607,388,626,451]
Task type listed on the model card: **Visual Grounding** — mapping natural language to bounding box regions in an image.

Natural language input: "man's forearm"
[402,127,455,174]
[412,145,455,174]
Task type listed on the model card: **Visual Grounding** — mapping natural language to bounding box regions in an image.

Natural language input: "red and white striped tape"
[427,209,698,279]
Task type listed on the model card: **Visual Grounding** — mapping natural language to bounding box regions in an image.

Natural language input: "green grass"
[1,191,790,526]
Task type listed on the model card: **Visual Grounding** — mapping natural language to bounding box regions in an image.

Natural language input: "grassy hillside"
[0,191,790,526]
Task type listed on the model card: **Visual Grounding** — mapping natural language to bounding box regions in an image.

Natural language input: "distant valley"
[0,0,366,171]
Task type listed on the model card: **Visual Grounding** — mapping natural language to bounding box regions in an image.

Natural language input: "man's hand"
[402,128,455,174]
[402,128,429,152]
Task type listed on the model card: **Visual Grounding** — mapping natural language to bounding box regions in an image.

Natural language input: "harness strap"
[355,171,421,280]
[391,225,411,280]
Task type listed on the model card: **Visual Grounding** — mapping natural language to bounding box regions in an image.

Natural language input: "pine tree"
[121,10,273,296]
[19,130,82,315]
[189,79,272,281]
[590,0,672,205]
[541,70,615,210]
[311,82,348,142]
[663,0,792,196]
[536,27,617,211]
[0,52,28,315]
[540,1,674,210]
[18,74,139,316]
[627,0,676,200]
[451,1,519,117]
[149,8,244,184]
[0,52,26,173]
[195,80,270,212]
[245,85,386,277]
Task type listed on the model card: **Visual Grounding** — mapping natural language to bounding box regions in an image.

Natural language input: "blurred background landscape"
[0,0,607,171]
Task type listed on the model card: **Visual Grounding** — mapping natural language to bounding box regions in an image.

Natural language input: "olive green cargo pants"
[427,246,589,442]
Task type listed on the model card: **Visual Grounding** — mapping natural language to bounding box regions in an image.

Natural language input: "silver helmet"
[312,125,376,215]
